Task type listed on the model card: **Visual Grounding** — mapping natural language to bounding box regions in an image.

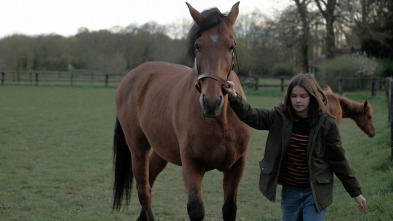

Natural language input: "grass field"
[0,85,392,221]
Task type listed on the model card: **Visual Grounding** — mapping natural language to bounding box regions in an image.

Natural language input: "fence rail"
[1,71,388,93]
[1,70,125,87]
[240,75,387,96]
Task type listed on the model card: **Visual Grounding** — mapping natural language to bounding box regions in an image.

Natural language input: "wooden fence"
[1,70,124,87]
[2,70,392,158]
[240,75,386,96]
[1,71,387,93]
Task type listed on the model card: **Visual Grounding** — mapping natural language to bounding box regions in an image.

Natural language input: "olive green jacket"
[229,94,362,212]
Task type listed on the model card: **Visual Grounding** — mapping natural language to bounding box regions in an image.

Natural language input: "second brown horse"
[325,87,375,137]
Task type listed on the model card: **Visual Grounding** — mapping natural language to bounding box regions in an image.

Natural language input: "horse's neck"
[338,96,362,119]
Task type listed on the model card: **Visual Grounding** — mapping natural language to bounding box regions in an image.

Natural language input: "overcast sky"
[1,0,289,38]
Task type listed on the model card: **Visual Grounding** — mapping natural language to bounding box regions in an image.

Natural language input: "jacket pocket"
[259,160,273,174]
[314,173,334,209]
[316,173,333,184]
[258,160,276,201]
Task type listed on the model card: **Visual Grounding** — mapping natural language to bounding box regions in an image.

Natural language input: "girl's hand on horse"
[223,81,237,99]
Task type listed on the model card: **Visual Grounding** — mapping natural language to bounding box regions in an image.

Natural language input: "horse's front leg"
[182,159,205,221]
[222,157,246,221]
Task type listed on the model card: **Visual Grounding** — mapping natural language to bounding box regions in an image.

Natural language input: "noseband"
[194,47,239,93]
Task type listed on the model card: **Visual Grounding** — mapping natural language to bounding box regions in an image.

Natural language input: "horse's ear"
[186,2,205,25]
[227,1,240,27]
[364,100,368,109]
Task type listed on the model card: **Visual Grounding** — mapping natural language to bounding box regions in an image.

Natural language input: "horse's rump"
[325,88,343,124]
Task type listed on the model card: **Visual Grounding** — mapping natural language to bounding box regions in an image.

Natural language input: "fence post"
[254,76,258,90]
[105,74,109,87]
[29,72,33,85]
[390,78,393,159]
[280,76,284,92]
[338,77,343,95]
[389,81,393,158]
[386,78,393,158]
[379,78,383,90]
[70,72,74,86]
[372,78,376,96]
[35,72,39,86]
[91,72,95,83]
[1,72,4,85]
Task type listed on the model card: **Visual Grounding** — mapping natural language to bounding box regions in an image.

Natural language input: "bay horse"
[113,2,252,221]
[325,87,375,137]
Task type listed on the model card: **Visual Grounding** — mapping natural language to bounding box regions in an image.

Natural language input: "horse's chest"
[184,135,246,169]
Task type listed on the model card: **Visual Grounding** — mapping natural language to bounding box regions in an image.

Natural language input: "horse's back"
[116,61,192,111]
[118,61,191,94]
[116,61,194,165]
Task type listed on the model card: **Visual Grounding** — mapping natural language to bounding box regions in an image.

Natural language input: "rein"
[194,46,239,93]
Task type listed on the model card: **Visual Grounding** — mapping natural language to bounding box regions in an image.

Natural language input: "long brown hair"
[282,74,331,125]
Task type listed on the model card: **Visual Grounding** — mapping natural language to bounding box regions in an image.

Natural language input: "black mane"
[187,8,230,60]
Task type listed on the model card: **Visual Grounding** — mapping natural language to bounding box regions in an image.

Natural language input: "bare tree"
[315,0,337,59]
[294,0,312,73]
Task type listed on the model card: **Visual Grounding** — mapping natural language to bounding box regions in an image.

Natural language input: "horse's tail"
[113,117,133,211]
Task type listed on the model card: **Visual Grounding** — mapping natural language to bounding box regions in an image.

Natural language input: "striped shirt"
[279,117,310,188]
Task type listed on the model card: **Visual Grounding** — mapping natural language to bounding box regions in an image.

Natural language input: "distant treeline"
[0,0,392,77]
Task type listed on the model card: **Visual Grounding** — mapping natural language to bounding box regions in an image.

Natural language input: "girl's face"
[290,85,310,118]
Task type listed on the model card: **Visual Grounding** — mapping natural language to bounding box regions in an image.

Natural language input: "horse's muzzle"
[200,94,223,118]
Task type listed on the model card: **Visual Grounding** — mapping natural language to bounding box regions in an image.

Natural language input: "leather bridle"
[194,45,239,93]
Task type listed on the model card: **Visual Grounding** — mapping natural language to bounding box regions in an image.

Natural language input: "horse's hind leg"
[222,157,246,221]
[130,140,156,221]
[137,151,168,220]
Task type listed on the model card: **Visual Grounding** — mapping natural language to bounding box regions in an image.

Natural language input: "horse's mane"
[187,8,229,60]
[339,96,366,114]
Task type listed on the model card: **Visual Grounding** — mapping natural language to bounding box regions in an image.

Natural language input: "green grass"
[0,85,392,220]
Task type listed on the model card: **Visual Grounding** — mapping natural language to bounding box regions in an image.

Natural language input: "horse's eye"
[368,116,372,120]
[194,44,201,52]
[228,45,235,52]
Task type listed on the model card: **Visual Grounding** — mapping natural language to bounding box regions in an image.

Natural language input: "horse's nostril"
[202,94,208,107]
[216,96,223,108]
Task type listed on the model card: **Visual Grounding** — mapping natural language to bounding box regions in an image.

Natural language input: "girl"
[223,74,366,221]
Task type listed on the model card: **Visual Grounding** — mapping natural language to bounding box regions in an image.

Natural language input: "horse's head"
[355,100,376,138]
[186,2,239,118]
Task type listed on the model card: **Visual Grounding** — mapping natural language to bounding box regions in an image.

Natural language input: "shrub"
[272,63,293,77]
[375,58,393,77]
[317,54,377,90]
[351,53,377,76]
